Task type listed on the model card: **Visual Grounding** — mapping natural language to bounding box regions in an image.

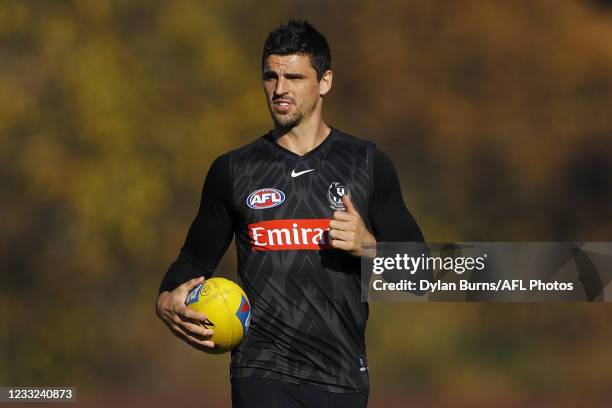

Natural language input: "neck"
[273,117,331,157]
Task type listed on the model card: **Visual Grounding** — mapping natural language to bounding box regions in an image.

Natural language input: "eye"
[285,74,305,80]
[263,72,277,81]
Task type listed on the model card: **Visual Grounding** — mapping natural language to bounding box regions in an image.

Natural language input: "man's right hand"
[156,276,216,351]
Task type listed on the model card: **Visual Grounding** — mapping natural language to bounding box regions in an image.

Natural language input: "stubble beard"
[271,109,303,130]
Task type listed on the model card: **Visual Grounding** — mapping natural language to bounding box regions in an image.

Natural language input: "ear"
[319,70,333,96]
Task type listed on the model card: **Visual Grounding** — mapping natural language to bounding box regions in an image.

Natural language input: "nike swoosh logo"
[291,169,316,178]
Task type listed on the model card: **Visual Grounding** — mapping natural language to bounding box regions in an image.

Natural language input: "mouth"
[272,99,294,114]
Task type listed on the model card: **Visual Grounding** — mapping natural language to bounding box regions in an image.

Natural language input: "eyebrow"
[263,71,307,79]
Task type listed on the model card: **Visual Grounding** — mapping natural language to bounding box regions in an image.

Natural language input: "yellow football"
[185,277,251,354]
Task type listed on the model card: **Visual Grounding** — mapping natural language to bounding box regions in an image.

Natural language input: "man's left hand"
[329,195,376,258]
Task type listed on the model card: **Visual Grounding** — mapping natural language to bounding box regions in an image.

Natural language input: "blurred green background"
[2,1,612,406]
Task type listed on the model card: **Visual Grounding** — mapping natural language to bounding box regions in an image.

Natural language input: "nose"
[274,76,287,96]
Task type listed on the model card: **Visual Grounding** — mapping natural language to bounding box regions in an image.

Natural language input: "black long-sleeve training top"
[159,127,424,393]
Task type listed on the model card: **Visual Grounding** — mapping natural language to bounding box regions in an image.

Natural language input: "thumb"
[181,276,205,292]
[341,194,358,215]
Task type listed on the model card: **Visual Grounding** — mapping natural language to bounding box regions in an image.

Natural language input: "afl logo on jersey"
[328,182,351,210]
[247,188,285,209]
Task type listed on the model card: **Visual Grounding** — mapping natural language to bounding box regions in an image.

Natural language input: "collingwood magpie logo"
[327,182,350,210]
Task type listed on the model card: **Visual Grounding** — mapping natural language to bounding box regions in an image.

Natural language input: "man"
[156,20,425,407]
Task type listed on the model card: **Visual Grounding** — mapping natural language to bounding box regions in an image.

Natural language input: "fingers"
[330,238,352,251]
[329,228,354,242]
[162,302,214,345]
[159,278,217,351]
[176,316,214,338]
[329,228,357,253]
[178,305,208,323]
[169,308,213,337]
[329,219,354,231]
[170,322,216,350]
[331,210,353,221]
[329,217,358,253]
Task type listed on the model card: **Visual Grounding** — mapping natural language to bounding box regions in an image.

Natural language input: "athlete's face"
[263,54,332,129]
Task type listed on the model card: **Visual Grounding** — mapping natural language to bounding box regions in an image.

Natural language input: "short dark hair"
[262,20,331,81]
